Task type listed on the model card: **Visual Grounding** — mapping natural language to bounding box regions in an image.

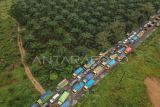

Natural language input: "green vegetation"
[0,0,39,106]
[77,28,160,107]
[10,0,160,89]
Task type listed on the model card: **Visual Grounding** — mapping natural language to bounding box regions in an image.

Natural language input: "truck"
[110,53,118,59]
[31,103,40,107]
[102,58,117,68]
[124,46,132,54]
[73,67,84,77]
[60,100,71,107]
[57,79,69,90]
[93,66,104,75]
[129,34,139,44]
[107,59,117,68]
[137,30,145,38]
[37,90,53,105]
[83,79,95,90]
[117,52,126,61]
[42,103,49,107]
[72,82,84,93]
[58,91,70,105]
[50,93,60,104]
[70,79,78,86]
[83,73,94,82]
[117,47,126,54]
[84,58,95,69]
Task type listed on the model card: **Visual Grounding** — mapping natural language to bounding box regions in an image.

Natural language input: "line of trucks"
[31,14,160,107]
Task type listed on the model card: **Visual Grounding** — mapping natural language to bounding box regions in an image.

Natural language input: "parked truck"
[128,34,139,44]
[117,52,126,61]
[58,91,70,105]
[73,67,84,77]
[31,103,40,107]
[83,79,95,90]
[93,65,104,75]
[37,90,53,105]
[110,53,118,59]
[137,30,145,38]
[60,100,71,107]
[83,73,94,82]
[57,79,69,90]
[50,93,60,104]
[102,58,117,69]
[124,46,132,54]
[84,58,95,69]
[72,82,84,93]
[117,47,126,54]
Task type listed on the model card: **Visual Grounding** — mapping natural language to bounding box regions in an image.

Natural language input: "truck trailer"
[58,91,70,105]
[73,67,84,77]
[83,73,94,82]
[124,46,132,54]
[37,90,53,105]
[72,82,84,93]
[60,100,71,107]
[93,66,104,75]
[84,79,95,90]
[57,79,69,90]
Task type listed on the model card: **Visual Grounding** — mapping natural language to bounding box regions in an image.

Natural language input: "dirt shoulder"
[145,77,160,107]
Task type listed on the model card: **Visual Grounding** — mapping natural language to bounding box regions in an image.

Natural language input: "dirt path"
[145,77,160,107]
[16,22,45,95]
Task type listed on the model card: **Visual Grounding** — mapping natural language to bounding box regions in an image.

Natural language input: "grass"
[0,0,39,106]
[76,28,160,107]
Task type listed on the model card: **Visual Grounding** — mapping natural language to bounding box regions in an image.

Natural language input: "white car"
[50,93,60,104]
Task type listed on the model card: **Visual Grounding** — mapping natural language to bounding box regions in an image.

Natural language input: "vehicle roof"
[108,59,116,66]
[85,79,95,87]
[74,82,84,91]
[60,100,70,107]
[59,91,69,102]
[86,73,94,80]
[40,90,52,100]
[74,67,84,74]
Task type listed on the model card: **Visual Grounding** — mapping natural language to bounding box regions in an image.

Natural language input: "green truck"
[58,91,70,105]
[57,79,69,90]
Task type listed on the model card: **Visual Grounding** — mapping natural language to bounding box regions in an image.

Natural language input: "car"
[50,93,60,104]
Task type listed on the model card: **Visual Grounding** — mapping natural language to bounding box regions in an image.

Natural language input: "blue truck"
[129,34,139,44]
[102,58,117,69]
[60,100,71,107]
[83,73,94,82]
[37,90,53,105]
[72,82,84,93]
[117,47,126,54]
[84,79,95,90]
[107,59,117,68]
[73,67,84,77]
